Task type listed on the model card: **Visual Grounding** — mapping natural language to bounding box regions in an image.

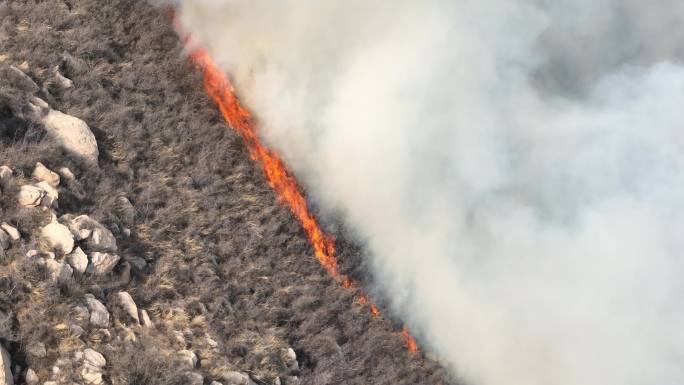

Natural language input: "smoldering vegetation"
[0,1,450,384]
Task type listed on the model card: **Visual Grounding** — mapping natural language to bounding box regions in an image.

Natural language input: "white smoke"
[177,1,684,384]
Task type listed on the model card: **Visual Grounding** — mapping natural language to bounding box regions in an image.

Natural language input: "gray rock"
[0,344,12,385]
[126,256,146,270]
[80,367,102,385]
[62,215,116,251]
[33,163,60,187]
[5,65,39,93]
[0,230,9,251]
[83,349,105,371]
[184,372,203,385]
[73,305,89,321]
[67,247,88,273]
[60,215,92,241]
[40,220,74,255]
[116,292,139,325]
[84,295,110,328]
[221,371,253,385]
[44,259,73,283]
[17,185,45,207]
[25,368,38,384]
[176,350,197,370]
[114,197,135,225]
[26,342,46,358]
[0,223,19,241]
[88,252,120,274]
[282,348,299,373]
[28,98,98,166]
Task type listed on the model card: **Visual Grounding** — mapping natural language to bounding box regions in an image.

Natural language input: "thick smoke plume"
[177,1,684,384]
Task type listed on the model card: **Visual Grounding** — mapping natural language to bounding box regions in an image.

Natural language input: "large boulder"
[62,215,117,251]
[116,291,139,325]
[33,162,60,187]
[66,247,88,273]
[84,294,110,328]
[40,219,74,255]
[29,98,99,165]
[0,344,12,385]
[17,185,45,207]
[89,252,120,274]
[81,348,105,385]
[220,371,255,385]
[43,258,73,283]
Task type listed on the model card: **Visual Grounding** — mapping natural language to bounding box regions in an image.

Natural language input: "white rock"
[40,220,74,255]
[52,66,73,90]
[0,230,9,250]
[33,162,60,187]
[25,368,38,384]
[0,166,11,182]
[210,382,224,385]
[83,349,105,371]
[17,185,45,207]
[139,310,154,329]
[84,295,110,328]
[87,225,117,252]
[177,350,198,370]
[30,98,98,165]
[44,259,73,283]
[67,247,88,273]
[116,292,139,325]
[62,215,116,251]
[80,368,102,385]
[61,215,92,240]
[282,348,299,372]
[57,167,76,184]
[44,381,58,385]
[0,344,12,385]
[89,252,120,274]
[221,371,252,385]
[34,182,58,208]
[0,223,19,241]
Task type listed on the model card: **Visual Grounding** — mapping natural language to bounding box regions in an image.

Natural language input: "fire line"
[173,15,418,354]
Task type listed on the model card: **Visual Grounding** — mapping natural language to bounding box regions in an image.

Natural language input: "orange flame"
[174,16,417,353]
[401,328,419,353]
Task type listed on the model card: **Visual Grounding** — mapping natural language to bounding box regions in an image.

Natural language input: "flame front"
[188,47,340,278]
[176,18,418,354]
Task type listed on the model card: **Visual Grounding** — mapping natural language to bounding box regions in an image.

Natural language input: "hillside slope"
[0,1,451,385]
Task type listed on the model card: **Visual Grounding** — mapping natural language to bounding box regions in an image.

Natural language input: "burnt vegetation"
[0,1,452,384]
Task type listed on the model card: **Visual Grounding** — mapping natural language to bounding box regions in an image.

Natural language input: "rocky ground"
[0,1,452,385]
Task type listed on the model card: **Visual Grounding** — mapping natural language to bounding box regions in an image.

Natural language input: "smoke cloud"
[177,1,684,384]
